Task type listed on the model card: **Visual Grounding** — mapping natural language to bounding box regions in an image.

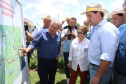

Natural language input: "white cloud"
[18,0,42,4]
[21,0,79,25]
[110,0,124,10]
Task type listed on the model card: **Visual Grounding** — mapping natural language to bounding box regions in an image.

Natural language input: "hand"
[62,19,65,25]
[67,61,71,68]
[66,29,70,35]
[91,76,100,84]
[18,48,27,56]
[57,30,61,35]
[71,31,75,36]
[56,56,60,60]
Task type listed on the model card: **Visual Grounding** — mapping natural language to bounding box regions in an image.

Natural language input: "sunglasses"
[77,32,83,34]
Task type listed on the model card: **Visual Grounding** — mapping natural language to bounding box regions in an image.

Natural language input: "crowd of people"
[19,1,126,84]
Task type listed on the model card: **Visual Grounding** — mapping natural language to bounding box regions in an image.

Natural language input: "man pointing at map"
[19,20,61,84]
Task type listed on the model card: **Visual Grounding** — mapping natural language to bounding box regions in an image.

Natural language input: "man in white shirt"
[81,3,120,84]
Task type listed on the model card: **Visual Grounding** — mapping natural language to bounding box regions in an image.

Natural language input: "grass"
[29,50,38,69]
[29,49,89,84]
[30,68,86,84]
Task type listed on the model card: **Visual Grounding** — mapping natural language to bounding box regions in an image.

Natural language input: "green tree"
[25,22,29,26]
[107,18,112,23]
[34,26,36,28]
[76,23,80,27]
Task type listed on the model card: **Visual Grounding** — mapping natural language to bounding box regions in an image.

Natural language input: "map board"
[0,0,30,84]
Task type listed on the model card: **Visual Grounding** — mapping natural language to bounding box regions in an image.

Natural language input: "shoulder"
[84,38,90,44]
[85,38,90,42]
[119,24,126,30]
[71,38,78,44]
[56,31,61,37]
[104,22,117,30]
[38,29,48,34]
[101,22,119,33]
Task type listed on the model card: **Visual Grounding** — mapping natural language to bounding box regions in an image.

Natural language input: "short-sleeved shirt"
[61,28,77,52]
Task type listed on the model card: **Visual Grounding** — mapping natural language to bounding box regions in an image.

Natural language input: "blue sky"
[18,0,124,26]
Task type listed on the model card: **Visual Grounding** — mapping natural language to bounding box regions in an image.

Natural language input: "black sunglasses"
[77,32,83,34]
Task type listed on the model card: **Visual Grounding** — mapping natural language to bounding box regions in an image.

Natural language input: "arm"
[60,20,66,31]
[28,27,39,41]
[71,30,77,38]
[67,43,73,68]
[18,47,32,56]
[56,36,61,60]
[91,60,110,84]
[92,27,119,84]
[26,33,34,41]
[61,29,70,41]
[61,34,67,41]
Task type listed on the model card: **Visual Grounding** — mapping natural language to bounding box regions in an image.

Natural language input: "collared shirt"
[115,24,126,73]
[31,26,48,38]
[28,29,61,59]
[69,38,90,71]
[88,19,120,67]
[90,26,94,38]
[61,28,77,52]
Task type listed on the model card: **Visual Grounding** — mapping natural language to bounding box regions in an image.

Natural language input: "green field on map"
[0,25,23,84]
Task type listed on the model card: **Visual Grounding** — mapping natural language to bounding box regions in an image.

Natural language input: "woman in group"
[67,26,90,84]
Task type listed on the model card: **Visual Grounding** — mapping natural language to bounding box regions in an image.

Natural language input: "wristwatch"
[65,34,68,37]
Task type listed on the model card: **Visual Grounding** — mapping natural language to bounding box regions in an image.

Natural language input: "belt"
[116,68,126,77]
[90,63,99,67]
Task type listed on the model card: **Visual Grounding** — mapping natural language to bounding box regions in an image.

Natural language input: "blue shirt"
[115,24,126,73]
[28,29,61,59]
[88,19,120,67]
[87,32,90,39]
[61,29,77,52]
[31,26,47,38]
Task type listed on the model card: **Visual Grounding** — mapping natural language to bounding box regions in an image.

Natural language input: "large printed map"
[0,25,25,84]
[0,0,30,83]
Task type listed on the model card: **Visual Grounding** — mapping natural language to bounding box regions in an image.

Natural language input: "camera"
[67,26,72,33]
[67,26,75,40]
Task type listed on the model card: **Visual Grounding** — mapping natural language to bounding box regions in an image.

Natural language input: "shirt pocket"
[80,47,88,59]
[84,48,88,53]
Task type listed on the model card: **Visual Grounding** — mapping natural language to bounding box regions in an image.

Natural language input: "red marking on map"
[0,54,18,64]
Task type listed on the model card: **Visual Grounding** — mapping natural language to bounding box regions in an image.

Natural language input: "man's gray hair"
[51,20,61,29]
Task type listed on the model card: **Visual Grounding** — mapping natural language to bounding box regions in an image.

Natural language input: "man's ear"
[43,19,45,23]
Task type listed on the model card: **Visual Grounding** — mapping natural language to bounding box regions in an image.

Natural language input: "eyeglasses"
[77,32,83,34]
